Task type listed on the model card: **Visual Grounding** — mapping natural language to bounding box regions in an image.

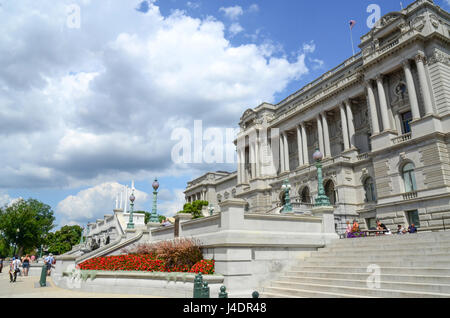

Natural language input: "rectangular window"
[401,111,412,134]
[407,210,420,228]
[366,218,377,230]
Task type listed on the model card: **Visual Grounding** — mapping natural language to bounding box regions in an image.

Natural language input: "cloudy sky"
[1,0,449,228]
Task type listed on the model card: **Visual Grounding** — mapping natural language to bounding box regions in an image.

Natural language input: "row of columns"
[365,53,434,134]
[187,190,207,203]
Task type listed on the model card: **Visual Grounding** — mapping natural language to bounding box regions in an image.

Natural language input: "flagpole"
[349,25,355,56]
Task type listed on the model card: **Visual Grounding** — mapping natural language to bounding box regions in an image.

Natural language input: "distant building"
[185,0,450,235]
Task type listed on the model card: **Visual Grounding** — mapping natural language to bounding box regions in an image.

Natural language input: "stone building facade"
[185,0,450,235]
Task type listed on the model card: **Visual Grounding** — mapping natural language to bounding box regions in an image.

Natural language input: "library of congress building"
[184,0,450,235]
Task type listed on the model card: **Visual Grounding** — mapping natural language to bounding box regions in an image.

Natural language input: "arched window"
[324,180,336,205]
[300,187,311,204]
[402,162,417,193]
[363,177,376,202]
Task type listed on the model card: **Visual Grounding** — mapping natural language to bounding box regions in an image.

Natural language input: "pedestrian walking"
[9,256,21,283]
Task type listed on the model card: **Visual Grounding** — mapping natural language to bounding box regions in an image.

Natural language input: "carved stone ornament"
[362,168,368,176]
[429,14,439,29]
[410,15,426,32]
[400,152,407,161]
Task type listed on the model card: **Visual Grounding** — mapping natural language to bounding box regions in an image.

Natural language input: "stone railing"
[402,191,418,200]
[392,133,412,145]
[357,153,370,161]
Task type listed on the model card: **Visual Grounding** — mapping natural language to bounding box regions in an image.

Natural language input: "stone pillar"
[339,104,350,150]
[316,116,324,155]
[403,60,421,120]
[279,135,285,173]
[376,75,391,131]
[366,81,380,134]
[283,132,290,172]
[321,113,331,157]
[415,54,434,116]
[237,149,242,184]
[301,123,309,166]
[296,125,304,167]
[345,100,356,148]
[250,142,256,179]
[255,132,260,178]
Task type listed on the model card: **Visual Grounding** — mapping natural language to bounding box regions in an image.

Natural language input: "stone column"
[376,75,391,131]
[237,149,242,184]
[317,116,324,155]
[366,81,380,134]
[279,135,285,173]
[403,60,421,120]
[283,132,290,172]
[255,132,260,178]
[297,125,304,167]
[415,54,434,116]
[339,104,350,150]
[250,142,256,179]
[345,100,356,148]
[321,112,331,157]
[301,123,309,165]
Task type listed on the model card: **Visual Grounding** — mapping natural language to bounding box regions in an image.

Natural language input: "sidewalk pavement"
[0,271,161,298]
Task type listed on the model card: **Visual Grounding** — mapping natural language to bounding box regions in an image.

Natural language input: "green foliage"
[134,211,166,224]
[45,225,83,255]
[177,200,208,219]
[0,198,55,256]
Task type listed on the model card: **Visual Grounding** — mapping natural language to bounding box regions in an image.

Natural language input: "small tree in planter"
[177,201,208,219]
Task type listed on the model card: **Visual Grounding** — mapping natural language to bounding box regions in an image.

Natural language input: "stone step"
[283,271,450,285]
[261,287,373,298]
[307,254,450,262]
[326,237,450,249]
[265,281,450,298]
[275,276,450,294]
[327,234,450,247]
[291,266,450,276]
[301,260,450,267]
[318,245,450,255]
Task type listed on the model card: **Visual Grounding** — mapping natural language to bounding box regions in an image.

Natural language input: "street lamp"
[149,179,160,223]
[281,179,293,213]
[209,205,215,216]
[12,228,20,256]
[127,190,136,229]
[313,149,332,207]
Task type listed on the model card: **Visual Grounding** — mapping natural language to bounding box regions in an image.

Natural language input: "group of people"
[0,253,55,283]
[345,220,418,238]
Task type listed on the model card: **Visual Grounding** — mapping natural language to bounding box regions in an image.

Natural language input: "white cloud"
[158,189,186,217]
[303,41,316,54]
[0,192,21,207]
[219,6,244,20]
[248,4,259,13]
[229,22,244,36]
[187,1,200,9]
[56,182,150,225]
[0,1,317,196]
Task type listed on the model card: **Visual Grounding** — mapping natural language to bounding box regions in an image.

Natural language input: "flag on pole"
[349,20,356,29]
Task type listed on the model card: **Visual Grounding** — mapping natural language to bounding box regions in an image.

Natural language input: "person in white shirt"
[9,256,21,283]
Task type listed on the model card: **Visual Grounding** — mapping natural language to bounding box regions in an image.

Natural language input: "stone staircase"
[261,231,450,298]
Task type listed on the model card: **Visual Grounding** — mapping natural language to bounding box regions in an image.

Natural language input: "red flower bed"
[78,254,215,275]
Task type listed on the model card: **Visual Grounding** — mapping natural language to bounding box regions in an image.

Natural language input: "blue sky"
[1,0,449,229]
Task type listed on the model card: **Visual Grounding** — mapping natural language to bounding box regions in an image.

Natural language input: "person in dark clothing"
[408,223,418,233]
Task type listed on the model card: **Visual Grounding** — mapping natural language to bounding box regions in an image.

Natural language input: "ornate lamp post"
[209,205,215,216]
[313,149,331,207]
[127,189,136,229]
[149,179,160,223]
[281,179,293,213]
[12,228,20,256]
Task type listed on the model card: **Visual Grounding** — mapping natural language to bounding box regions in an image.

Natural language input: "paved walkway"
[0,271,161,298]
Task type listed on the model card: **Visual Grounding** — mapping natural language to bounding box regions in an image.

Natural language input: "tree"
[178,200,208,219]
[46,225,83,255]
[0,198,55,256]
[134,211,167,224]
